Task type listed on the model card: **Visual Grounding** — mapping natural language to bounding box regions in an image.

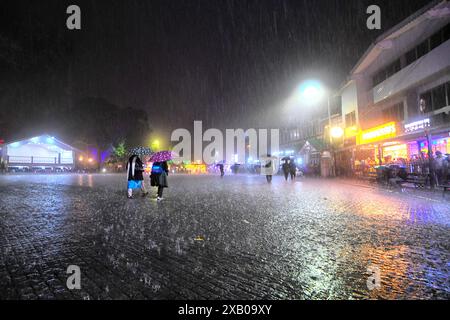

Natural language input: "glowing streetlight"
[330,127,344,139]
[79,156,84,162]
[296,79,339,177]
[297,80,325,105]
[151,140,160,150]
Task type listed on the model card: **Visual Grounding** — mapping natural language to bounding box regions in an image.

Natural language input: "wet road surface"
[0,174,449,299]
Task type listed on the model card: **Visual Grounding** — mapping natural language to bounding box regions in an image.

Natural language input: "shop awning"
[299,138,327,154]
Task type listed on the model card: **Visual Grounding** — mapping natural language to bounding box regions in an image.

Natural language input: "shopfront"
[350,117,450,176]
[419,137,450,155]
[354,122,398,165]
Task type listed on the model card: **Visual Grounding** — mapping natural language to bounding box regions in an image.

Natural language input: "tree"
[112,140,127,163]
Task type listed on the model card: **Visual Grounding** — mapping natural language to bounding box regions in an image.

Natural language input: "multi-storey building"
[339,0,450,170]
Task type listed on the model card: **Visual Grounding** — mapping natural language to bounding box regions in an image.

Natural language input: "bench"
[397,174,428,189]
[358,171,378,183]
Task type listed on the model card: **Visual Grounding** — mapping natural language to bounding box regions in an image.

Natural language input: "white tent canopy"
[5,134,78,166]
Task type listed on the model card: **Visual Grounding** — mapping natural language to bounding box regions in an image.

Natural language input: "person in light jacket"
[126,154,148,199]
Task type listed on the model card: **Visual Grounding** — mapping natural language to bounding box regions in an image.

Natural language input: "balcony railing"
[8,156,73,165]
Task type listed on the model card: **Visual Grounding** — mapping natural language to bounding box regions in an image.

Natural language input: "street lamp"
[298,80,325,105]
[419,98,435,189]
[297,80,339,177]
[330,127,344,139]
[297,80,333,143]
[151,140,160,151]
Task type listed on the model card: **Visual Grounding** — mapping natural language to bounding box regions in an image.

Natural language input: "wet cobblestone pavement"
[0,174,449,300]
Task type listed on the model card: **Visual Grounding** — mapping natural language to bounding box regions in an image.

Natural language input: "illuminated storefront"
[382,143,408,160]
[358,122,397,145]
[353,122,399,165]
[185,163,207,174]
[419,137,450,155]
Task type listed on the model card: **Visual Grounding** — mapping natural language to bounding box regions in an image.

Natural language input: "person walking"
[264,154,274,183]
[289,159,297,181]
[434,151,445,185]
[216,162,224,177]
[282,160,289,181]
[443,154,449,184]
[151,161,169,201]
[0,159,6,174]
[126,154,148,199]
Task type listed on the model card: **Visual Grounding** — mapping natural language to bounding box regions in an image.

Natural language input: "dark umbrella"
[129,147,153,157]
[150,150,174,162]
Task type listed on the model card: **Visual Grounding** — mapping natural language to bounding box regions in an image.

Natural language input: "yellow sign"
[344,126,359,138]
[358,122,396,145]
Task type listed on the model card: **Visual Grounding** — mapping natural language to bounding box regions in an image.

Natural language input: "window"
[420,82,450,113]
[386,59,401,78]
[420,91,433,113]
[372,59,402,87]
[405,48,416,66]
[345,111,356,127]
[447,82,450,106]
[330,96,342,116]
[416,40,429,59]
[444,23,450,42]
[373,23,450,88]
[382,102,404,122]
[432,84,447,111]
[373,71,385,87]
[430,31,442,50]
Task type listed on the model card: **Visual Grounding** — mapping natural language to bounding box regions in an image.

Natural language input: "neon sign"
[404,118,430,133]
[359,122,396,144]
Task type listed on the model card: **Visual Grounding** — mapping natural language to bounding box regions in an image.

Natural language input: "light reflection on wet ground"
[0,174,448,299]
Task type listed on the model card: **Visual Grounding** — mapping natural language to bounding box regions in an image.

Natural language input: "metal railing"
[7,156,73,165]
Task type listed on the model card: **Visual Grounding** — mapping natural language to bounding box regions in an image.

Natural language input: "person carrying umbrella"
[126,154,148,199]
[150,151,172,201]
[262,154,276,183]
[216,161,225,177]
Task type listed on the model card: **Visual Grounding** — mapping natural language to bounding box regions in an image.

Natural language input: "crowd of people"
[282,158,297,181]
[357,151,450,187]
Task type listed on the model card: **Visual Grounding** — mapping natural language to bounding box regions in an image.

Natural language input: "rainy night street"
[0,173,449,300]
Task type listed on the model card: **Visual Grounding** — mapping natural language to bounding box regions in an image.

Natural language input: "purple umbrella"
[149,150,174,162]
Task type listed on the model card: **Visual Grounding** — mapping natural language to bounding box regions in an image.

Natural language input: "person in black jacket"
[126,154,148,199]
[216,163,224,177]
[289,159,297,181]
[150,161,169,201]
[282,160,289,181]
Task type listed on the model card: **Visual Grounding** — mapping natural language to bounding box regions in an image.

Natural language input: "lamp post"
[298,80,337,176]
[420,98,434,189]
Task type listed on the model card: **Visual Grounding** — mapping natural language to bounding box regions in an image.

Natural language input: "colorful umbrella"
[129,146,153,156]
[150,150,174,162]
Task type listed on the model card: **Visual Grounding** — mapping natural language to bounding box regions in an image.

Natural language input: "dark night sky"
[0,0,433,140]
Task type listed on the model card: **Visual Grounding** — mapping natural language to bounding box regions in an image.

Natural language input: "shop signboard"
[358,122,396,145]
[404,118,430,133]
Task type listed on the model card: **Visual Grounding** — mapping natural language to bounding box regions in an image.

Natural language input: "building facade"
[338,0,450,174]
